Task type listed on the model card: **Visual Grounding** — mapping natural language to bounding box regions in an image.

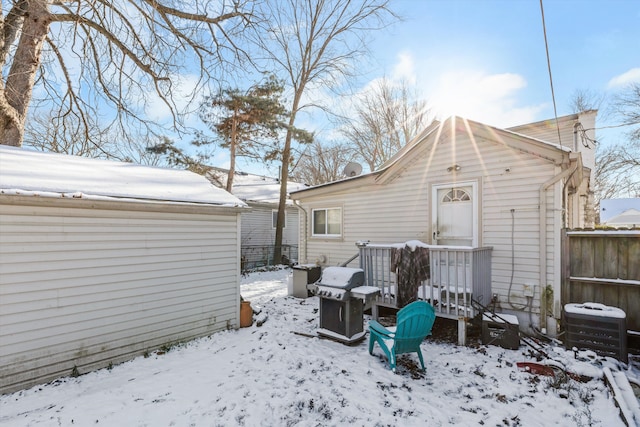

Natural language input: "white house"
[290,112,596,336]
[207,168,307,269]
[603,208,640,228]
[0,146,247,393]
[601,198,640,228]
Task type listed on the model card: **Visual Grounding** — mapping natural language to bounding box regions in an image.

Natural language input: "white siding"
[241,205,273,247]
[507,118,576,149]
[297,130,566,325]
[0,202,241,393]
[241,204,299,247]
[507,110,597,174]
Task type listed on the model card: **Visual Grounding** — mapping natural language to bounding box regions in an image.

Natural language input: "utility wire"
[539,0,563,149]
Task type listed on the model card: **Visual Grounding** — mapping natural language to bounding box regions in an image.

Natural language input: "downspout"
[573,122,580,152]
[538,156,579,332]
[293,200,308,264]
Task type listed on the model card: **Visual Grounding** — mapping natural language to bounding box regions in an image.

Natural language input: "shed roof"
[0,146,246,207]
[206,168,307,205]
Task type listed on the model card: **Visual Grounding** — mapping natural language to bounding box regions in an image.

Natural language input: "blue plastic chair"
[368,301,436,372]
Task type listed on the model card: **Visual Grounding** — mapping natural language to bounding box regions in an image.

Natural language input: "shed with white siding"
[290,113,596,334]
[0,146,247,393]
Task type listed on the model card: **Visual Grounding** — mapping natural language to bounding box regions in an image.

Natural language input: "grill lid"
[317,267,365,290]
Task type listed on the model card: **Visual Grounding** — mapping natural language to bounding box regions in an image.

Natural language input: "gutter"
[538,155,579,331]
[293,200,308,264]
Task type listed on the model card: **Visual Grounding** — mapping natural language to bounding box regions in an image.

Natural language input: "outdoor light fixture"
[447,164,461,173]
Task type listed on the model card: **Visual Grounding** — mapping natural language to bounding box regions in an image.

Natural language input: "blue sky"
[211,0,640,175]
[361,0,639,129]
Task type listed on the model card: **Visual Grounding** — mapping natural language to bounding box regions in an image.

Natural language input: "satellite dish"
[343,162,363,177]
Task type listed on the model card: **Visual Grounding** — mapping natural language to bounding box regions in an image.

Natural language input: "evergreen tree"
[199,75,312,191]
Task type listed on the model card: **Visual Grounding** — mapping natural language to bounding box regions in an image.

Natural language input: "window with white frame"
[272,210,286,229]
[312,208,341,237]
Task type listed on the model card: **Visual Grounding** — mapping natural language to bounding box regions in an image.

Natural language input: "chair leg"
[390,351,396,372]
[368,336,375,355]
[417,350,426,371]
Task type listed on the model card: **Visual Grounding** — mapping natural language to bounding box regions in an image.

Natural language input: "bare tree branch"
[591,82,640,204]
[252,0,397,261]
[612,82,640,141]
[339,77,431,171]
[1,0,254,147]
[290,140,354,185]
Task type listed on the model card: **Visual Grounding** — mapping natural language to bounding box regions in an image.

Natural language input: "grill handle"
[339,306,343,322]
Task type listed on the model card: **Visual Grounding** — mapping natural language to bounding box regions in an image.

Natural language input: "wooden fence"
[561,230,640,332]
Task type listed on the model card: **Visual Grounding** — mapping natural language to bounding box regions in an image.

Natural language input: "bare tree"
[569,88,605,116]
[291,140,354,186]
[339,78,430,171]
[24,112,171,166]
[23,111,119,159]
[255,0,396,261]
[1,0,252,147]
[612,82,640,141]
[595,82,640,201]
[570,83,640,205]
[594,144,640,202]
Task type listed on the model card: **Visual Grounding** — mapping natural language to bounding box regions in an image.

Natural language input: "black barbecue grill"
[316,267,379,344]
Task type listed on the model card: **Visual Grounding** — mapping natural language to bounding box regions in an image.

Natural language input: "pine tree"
[199,75,312,191]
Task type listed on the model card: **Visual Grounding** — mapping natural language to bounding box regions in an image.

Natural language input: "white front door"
[432,182,477,246]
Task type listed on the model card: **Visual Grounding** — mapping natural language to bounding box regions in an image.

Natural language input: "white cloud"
[607,68,640,88]
[426,70,546,127]
[391,51,416,84]
[348,52,547,129]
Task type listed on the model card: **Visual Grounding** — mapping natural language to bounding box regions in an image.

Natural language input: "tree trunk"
[226,109,238,193]
[274,96,300,263]
[273,129,291,264]
[0,0,51,147]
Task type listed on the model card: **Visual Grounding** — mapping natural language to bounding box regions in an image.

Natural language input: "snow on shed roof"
[207,168,308,204]
[0,146,246,207]
[231,177,307,204]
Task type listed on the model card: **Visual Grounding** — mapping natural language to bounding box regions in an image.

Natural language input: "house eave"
[246,200,298,209]
[290,174,377,199]
[506,111,597,134]
[0,193,247,215]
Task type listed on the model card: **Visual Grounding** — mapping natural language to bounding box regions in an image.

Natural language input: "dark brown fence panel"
[562,230,640,332]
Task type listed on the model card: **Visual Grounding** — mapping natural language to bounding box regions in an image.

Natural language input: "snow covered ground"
[0,267,634,426]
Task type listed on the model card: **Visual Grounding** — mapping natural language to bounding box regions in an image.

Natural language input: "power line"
[539,0,563,148]
[585,123,638,131]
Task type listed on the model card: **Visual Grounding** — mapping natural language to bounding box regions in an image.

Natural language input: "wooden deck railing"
[356,242,492,344]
